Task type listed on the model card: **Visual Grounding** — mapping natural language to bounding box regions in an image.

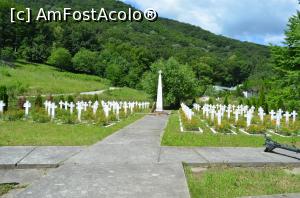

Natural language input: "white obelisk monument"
[156,70,163,112]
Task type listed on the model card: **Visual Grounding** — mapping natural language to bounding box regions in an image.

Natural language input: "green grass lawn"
[0,114,144,146]
[161,111,300,147]
[99,87,151,101]
[185,165,300,198]
[0,61,109,95]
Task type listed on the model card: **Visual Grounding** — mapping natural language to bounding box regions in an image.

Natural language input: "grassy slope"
[0,113,144,146]
[0,61,109,95]
[185,166,300,198]
[162,111,300,147]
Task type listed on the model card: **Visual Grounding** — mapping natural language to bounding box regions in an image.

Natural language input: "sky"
[122,0,299,45]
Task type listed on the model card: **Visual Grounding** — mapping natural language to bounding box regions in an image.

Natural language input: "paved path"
[13,114,191,198]
[2,114,300,198]
[0,146,84,169]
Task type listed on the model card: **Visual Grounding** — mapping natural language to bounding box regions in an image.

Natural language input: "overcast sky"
[122,0,299,45]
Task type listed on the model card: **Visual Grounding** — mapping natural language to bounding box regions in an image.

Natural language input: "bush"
[32,109,51,123]
[4,110,24,121]
[48,48,72,71]
[180,110,199,131]
[214,120,231,134]
[0,47,16,62]
[35,95,43,109]
[246,124,266,134]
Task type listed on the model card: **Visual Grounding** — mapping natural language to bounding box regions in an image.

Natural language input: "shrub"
[214,120,231,134]
[17,96,26,110]
[32,109,51,123]
[246,124,266,134]
[67,95,74,103]
[35,95,43,109]
[4,110,24,121]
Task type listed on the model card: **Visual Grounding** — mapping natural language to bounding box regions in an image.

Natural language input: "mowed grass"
[185,166,300,198]
[161,111,300,147]
[0,61,109,95]
[0,114,144,146]
[100,87,151,101]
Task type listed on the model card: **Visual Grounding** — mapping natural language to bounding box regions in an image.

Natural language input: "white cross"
[291,111,298,123]
[88,101,92,107]
[92,102,99,115]
[276,112,282,128]
[217,111,222,126]
[234,110,239,123]
[51,103,57,120]
[76,103,83,122]
[59,101,64,109]
[123,102,128,115]
[69,102,75,114]
[226,108,232,119]
[0,101,6,113]
[64,101,69,110]
[103,105,110,118]
[258,109,265,123]
[245,111,253,127]
[83,102,88,111]
[283,111,290,124]
[23,101,31,116]
[269,110,276,121]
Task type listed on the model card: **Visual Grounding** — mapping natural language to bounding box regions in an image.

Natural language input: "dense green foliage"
[142,58,198,107]
[0,0,269,90]
[48,47,72,71]
[246,11,300,111]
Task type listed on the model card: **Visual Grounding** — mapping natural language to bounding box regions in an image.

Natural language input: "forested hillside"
[0,0,270,89]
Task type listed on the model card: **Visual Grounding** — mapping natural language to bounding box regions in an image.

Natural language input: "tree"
[72,48,99,74]
[48,48,72,71]
[223,95,229,106]
[142,57,198,108]
[0,47,16,62]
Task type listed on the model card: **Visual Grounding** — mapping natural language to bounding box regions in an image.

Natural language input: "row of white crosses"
[195,103,298,128]
[49,100,150,122]
[1,100,150,121]
[181,103,194,120]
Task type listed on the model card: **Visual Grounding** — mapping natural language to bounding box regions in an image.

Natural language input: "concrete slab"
[241,193,300,198]
[0,169,47,184]
[15,163,190,198]
[193,147,300,166]
[67,144,160,165]
[0,147,35,169]
[159,147,208,163]
[17,146,84,168]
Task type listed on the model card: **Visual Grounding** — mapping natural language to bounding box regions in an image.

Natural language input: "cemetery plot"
[0,99,151,145]
[180,102,299,137]
[0,99,150,126]
[162,111,300,147]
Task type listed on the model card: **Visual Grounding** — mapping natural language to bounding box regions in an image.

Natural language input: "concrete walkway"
[0,146,84,169]
[2,114,300,198]
[12,114,191,198]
